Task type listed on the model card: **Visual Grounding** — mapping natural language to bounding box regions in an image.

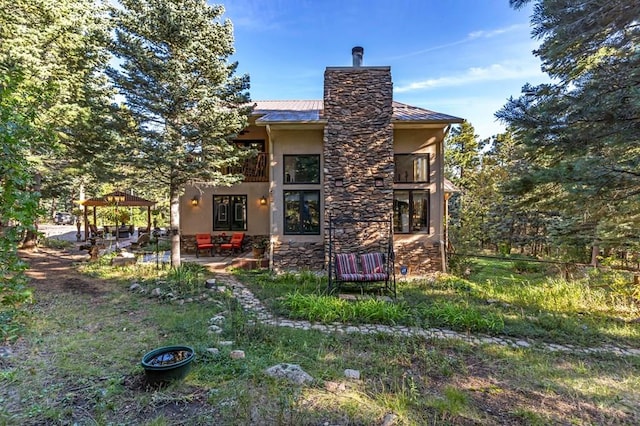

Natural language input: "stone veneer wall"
[394,240,442,276]
[271,241,325,272]
[323,66,394,255]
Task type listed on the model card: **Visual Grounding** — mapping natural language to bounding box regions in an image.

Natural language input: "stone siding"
[394,240,442,276]
[272,241,325,272]
[323,66,394,254]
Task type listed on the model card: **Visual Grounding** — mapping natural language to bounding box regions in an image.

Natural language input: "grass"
[236,259,640,347]
[1,251,639,424]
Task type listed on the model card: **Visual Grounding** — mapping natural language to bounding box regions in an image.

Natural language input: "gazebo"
[78,191,156,241]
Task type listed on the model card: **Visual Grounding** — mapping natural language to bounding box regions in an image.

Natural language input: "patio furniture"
[219,232,245,255]
[195,233,214,258]
[130,232,150,250]
[334,252,390,291]
[89,224,104,238]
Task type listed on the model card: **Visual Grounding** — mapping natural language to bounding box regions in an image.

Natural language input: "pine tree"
[497,0,640,261]
[1,0,115,246]
[107,0,251,266]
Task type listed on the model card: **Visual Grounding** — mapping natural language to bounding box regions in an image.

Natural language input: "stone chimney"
[352,46,364,67]
[323,47,394,253]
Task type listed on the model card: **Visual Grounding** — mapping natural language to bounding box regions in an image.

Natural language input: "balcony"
[228,152,268,182]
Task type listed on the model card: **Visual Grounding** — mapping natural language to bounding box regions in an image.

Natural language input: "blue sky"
[220,0,550,139]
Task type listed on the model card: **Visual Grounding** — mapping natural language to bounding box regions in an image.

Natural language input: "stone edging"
[215,274,640,358]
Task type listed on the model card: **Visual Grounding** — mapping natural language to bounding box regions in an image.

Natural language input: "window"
[393,190,429,233]
[284,191,320,234]
[284,155,320,184]
[213,195,247,231]
[394,154,430,183]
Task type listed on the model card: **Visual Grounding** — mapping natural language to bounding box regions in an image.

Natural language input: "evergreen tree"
[497,0,640,262]
[1,0,115,245]
[107,0,251,266]
[445,122,491,250]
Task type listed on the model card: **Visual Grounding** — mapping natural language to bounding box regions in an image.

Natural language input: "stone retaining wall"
[272,241,324,272]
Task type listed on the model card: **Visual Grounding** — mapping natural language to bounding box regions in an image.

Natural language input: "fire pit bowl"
[141,345,195,385]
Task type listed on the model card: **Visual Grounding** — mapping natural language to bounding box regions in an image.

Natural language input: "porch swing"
[327,214,396,298]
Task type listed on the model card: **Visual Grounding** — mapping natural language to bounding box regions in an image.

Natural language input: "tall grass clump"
[282,292,410,325]
[419,301,504,333]
[166,262,208,294]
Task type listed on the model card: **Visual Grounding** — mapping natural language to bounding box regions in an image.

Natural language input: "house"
[180,47,463,276]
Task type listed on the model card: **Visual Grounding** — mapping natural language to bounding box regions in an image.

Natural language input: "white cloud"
[388,24,528,60]
[468,24,528,40]
[395,62,544,93]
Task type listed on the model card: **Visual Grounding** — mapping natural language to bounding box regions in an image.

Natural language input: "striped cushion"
[360,253,386,275]
[339,273,367,282]
[362,273,388,281]
[335,253,359,279]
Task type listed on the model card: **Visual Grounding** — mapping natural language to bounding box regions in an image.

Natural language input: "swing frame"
[327,214,397,298]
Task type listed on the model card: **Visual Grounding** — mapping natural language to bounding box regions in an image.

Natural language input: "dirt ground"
[24,247,108,294]
[2,247,223,425]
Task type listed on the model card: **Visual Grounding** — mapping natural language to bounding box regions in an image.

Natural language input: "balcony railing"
[227,152,268,182]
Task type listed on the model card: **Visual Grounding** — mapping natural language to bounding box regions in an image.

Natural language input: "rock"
[264,363,314,385]
[218,341,234,346]
[230,350,245,359]
[208,325,222,334]
[111,256,137,267]
[129,283,142,292]
[381,413,398,426]
[209,315,226,324]
[151,287,162,297]
[344,369,360,380]
[0,346,12,359]
[205,279,217,288]
[206,348,220,355]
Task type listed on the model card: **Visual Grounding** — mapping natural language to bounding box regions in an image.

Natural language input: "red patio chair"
[195,233,214,258]
[219,232,245,255]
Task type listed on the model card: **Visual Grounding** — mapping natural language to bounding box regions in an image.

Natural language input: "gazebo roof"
[79,191,156,207]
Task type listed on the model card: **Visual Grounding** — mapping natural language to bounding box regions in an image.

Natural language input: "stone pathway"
[214,273,640,358]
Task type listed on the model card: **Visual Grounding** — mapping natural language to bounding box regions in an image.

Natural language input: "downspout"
[440,124,452,273]
[266,124,275,271]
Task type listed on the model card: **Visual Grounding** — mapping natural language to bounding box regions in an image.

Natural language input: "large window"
[394,154,430,183]
[284,191,320,234]
[393,190,429,233]
[213,195,247,231]
[284,155,320,184]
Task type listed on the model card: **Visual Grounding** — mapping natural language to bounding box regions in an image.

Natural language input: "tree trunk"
[169,184,181,268]
[590,244,599,267]
[22,172,42,250]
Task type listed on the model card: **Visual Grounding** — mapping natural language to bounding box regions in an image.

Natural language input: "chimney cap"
[352,46,364,67]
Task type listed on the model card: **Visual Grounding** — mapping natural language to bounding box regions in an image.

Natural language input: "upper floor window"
[394,190,429,233]
[213,195,247,231]
[394,154,430,183]
[284,155,320,184]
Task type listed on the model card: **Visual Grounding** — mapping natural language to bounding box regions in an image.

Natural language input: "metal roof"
[392,101,463,123]
[252,100,462,124]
